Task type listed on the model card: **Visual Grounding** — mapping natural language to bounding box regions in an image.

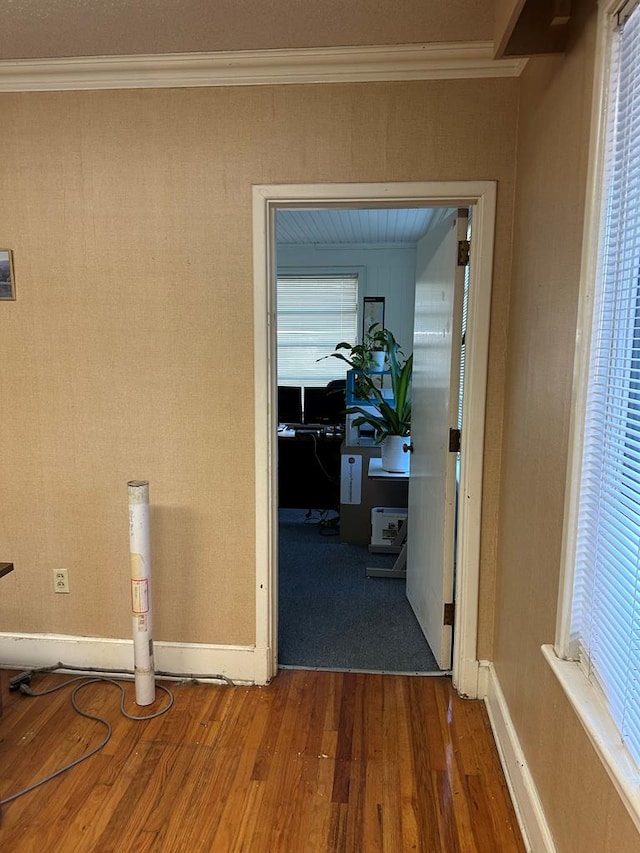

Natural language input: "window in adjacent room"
[276,274,358,388]
[562,0,640,775]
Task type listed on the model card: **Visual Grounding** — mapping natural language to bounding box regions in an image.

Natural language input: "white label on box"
[340,454,362,504]
[383,523,401,540]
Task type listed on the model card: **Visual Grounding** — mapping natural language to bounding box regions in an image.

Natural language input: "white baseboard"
[0,632,267,685]
[477,658,491,697]
[480,662,557,853]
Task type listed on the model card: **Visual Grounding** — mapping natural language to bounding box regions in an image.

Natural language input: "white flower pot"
[381,434,411,474]
[370,350,385,370]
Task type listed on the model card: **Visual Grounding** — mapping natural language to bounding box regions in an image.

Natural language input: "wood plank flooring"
[0,668,525,852]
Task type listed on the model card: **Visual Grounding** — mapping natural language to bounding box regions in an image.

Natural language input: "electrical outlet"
[53,568,70,594]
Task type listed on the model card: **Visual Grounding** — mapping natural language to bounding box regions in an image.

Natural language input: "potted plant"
[325,327,413,473]
[321,323,386,398]
[318,323,386,398]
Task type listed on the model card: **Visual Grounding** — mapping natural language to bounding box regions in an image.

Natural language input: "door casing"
[252,181,497,697]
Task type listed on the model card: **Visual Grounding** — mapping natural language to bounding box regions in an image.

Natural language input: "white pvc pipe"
[128,480,155,706]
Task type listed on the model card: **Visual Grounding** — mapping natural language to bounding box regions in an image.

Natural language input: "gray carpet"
[278,509,440,673]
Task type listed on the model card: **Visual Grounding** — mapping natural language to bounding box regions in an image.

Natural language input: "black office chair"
[325,379,346,427]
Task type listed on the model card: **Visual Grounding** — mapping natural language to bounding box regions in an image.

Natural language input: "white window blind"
[572,4,640,768]
[276,275,358,387]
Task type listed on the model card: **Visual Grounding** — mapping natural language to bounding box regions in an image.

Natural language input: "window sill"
[541,644,640,833]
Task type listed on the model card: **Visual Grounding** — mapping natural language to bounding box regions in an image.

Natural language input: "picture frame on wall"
[363,296,385,337]
[0,250,15,300]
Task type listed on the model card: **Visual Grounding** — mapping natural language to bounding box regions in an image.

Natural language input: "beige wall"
[0,79,518,650]
[494,1,640,849]
[0,0,494,59]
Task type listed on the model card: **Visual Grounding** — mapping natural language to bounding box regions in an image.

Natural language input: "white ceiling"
[0,1,493,61]
[276,207,451,245]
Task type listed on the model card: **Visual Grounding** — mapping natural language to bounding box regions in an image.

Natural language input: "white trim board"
[542,645,640,835]
[253,181,497,698]
[481,662,557,853]
[0,632,260,686]
[0,42,527,93]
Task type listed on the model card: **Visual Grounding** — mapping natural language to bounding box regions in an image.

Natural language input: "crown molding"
[0,41,527,93]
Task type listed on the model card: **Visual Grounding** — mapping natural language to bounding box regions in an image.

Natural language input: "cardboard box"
[371,506,408,546]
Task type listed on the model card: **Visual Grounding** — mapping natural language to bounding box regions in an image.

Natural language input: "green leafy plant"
[324,327,412,442]
[319,323,386,398]
[328,322,385,366]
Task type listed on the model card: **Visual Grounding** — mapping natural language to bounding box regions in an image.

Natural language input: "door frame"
[252,181,496,697]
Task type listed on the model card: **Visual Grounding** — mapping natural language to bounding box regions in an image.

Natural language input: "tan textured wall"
[494,1,640,849]
[0,80,517,649]
[0,0,494,60]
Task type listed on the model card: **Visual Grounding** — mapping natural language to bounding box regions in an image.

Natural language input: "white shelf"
[368,458,409,479]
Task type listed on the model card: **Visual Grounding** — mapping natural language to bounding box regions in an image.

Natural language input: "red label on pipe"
[131,578,149,614]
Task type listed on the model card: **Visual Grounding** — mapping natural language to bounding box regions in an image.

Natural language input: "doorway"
[275,206,456,673]
[253,182,496,697]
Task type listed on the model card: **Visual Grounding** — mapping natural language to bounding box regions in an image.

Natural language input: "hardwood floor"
[0,668,525,852]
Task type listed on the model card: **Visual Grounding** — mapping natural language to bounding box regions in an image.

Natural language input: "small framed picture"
[0,250,15,300]
[363,296,385,337]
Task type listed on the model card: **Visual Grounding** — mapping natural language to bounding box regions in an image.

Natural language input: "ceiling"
[276,207,451,245]
[0,1,493,61]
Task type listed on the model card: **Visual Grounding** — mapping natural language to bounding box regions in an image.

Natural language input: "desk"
[0,562,14,579]
[0,563,14,718]
[339,442,409,545]
[278,429,342,510]
[365,465,409,580]
[368,457,410,478]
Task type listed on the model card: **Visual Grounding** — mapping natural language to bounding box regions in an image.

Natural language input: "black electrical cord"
[303,508,340,535]
[0,675,174,806]
[308,433,339,484]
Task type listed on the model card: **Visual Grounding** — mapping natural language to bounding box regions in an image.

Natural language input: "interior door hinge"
[444,602,455,627]
[449,428,461,453]
[457,239,470,266]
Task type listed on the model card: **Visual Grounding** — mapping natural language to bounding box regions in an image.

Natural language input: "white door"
[406,211,466,670]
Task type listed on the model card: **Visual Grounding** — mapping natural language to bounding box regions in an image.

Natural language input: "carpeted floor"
[278,509,440,673]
